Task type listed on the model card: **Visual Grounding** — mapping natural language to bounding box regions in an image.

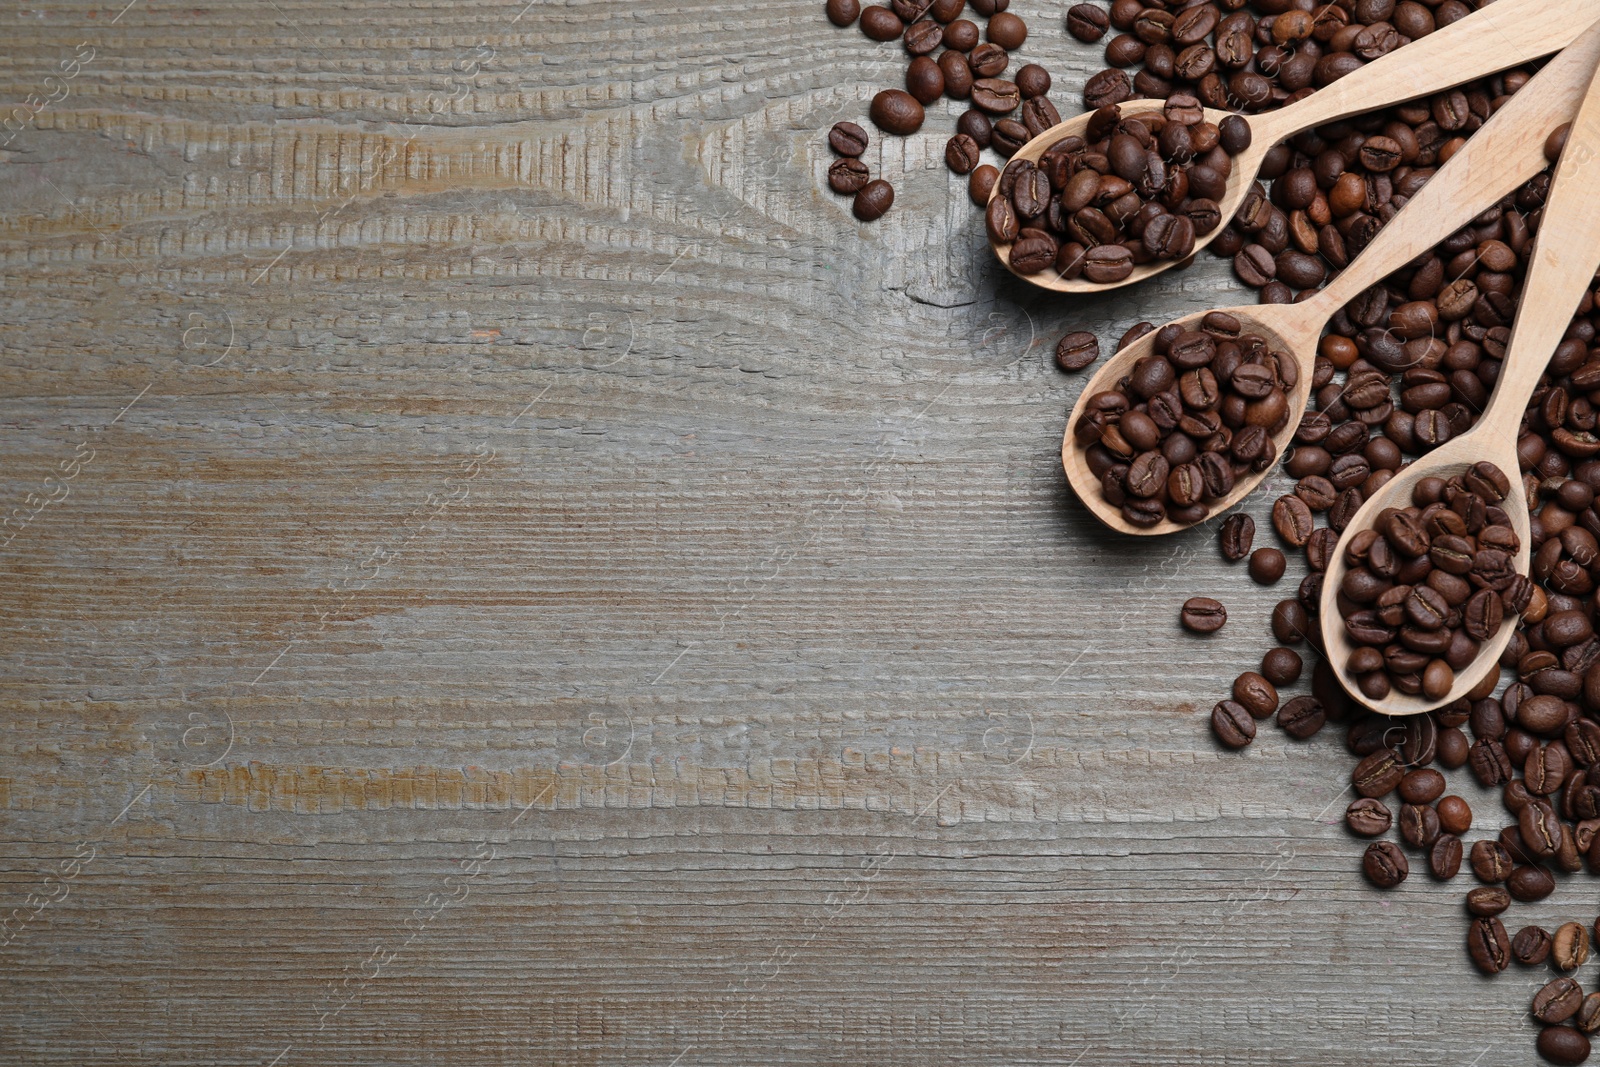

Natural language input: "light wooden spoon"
[992,0,1598,293]
[1320,54,1600,717]
[1060,20,1600,537]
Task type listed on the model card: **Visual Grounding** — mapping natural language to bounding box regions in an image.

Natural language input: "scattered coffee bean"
[870,89,925,135]
[1056,331,1099,372]
[1346,797,1391,837]
[1515,925,1554,967]
[1249,547,1286,585]
[1363,840,1408,888]
[853,179,895,221]
[1180,597,1226,634]
[829,121,869,157]
[1220,514,1254,562]
[828,157,871,194]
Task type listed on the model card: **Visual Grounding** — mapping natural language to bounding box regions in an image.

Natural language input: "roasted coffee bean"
[826,0,861,26]
[852,180,895,221]
[859,5,904,39]
[1352,748,1404,798]
[1363,840,1408,888]
[829,121,869,156]
[1536,978,1586,1024]
[1066,3,1109,42]
[1272,495,1314,546]
[1399,802,1440,848]
[1429,833,1462,879]
[1180,597,1226,634]
[1537,1027,1591,1067]
[1436,795,1471,834]
[1278,695,1325,739]
[1468,915,1510,973]
[1220,514,1254,561]
[1346,797,1392,837]
[1056,331,1099,372]
[1508,864,1556,902]
[1470,839,1514,883]
[1272,599,1309,645]
[1514,925,1554,966]
[1466,886,1510,917]
[1262,647,1302,687]
[1233,671,1278,718]
[828,157,871,194]
[1554,921,1592,972]
[1211,699,1256,749]
[870,89,925,135]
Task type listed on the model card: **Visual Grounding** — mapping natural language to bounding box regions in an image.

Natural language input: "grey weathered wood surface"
[0,1,1571,1063]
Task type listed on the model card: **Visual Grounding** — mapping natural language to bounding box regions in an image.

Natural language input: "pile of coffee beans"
[1073,313,1294,527]
[1335,462,1528,702]
[822,0,1067,223]
[989,96,1252,282]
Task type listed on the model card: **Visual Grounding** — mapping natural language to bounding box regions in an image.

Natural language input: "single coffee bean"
[1352,748,1404,798]
[1514,925,1554,966]
[1261,647,1301,687]
[905,54,945,104]
[1249,547,1287,585]
[1278,695,1324,739]
[1066,2,1109,42]
[1537,1027,1591,1067]
[828,157,870,194]
[1233,671,1278,718]
[1429,833,1461,879]
[1220,513,1254,561]
[1470,839,1514,883]
[1467,916,1510,973]
[1508,864,1556,902]
[860,5,905,39]
[987,10,1026,49]
[945,134,980,176]
[1399,768,1445,804]
[1271,599,1309,644]
[870,89,925,135]
[1399,802,1440,848]
[1346,797,1392,837]
[1576,993,1600,1035]
[1436,795,1471,834]
[829,121,869,157]
[1363,840,1408,888]
[1056,331,1099,372]
[852,179,895,221]
[1180,597,1226,634]
[826,0,861,26]
[1535,977,1586,1024]
[1211,699,1256,749]
[1465,885,1510,916]
[1272,494,1314,547]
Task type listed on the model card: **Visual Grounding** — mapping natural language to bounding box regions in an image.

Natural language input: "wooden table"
[0,1,1565,1062]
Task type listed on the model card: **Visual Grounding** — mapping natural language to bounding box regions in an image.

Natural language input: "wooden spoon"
[1320,52,1600,717]
[992,0,1598,293]
[1060,21,1600,537]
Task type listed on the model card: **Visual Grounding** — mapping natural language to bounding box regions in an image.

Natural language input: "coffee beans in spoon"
[1073,313,1294,528]
[991,96,1250,283]
[1334,462,1529,704]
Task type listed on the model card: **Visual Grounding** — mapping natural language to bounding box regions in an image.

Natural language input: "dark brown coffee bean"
[860,4,905,38]
[1360,840,1406,889]
[1066,3,1109,42]
[1346,797,1392,837]
[1537,978,1586,1024]
[1399,802,1440,848]
[903,18,945,55]
[1261,647,1301,687]
[1211,699,1256,749]
[1514,925,1554,966]
[1436,795,1471,834]
[971,78,1020,114]
[826,0,861,26]
[852,179,894,221]
[1233,671,1278,718]
[1278,695,1324,739]
[1352,748,1404,798]
[1465,885,1510,916]
[1272,494,1314,547]
[829,121,869,157]
[1083,244,1134,283]
[1468,915,1510,973]
[1470,839,1514,883]
[1429,833,1461,879]
[870,89,924,135]
[828,157,870,194]
[986,10,1026,48]
[1272,599,1309,645]
[1537,1027,1591,1067]
[1249,547,1287,585]
[1508,864,1556,902]
[1055,331,1099,372]
[1180,597,1226,634]
[905,54,945,104]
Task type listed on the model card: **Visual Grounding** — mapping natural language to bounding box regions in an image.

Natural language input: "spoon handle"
[1313,20,1600,315]
[1480,59,1600,439]
[1254,0,1600,144]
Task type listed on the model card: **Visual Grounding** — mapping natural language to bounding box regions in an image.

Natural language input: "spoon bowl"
[993,0,1596,293]
[990,102,1261,294]
[1318,436,1532,716]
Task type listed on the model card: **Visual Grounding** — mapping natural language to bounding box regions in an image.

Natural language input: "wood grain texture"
[0,1,1578,1064]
